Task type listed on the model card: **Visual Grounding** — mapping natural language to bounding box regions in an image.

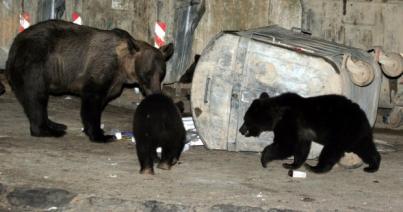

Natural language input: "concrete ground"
[0,80,402,212]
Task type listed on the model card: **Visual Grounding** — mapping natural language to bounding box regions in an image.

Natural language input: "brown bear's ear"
[160,43,174,61]
[128,39,141,54]
[112,28,140,54]
[259,92,270,99]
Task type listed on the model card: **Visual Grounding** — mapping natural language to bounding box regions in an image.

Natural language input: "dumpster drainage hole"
[194,107,202,117]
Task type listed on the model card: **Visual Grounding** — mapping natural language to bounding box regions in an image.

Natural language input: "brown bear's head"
[239,92,283,137]
[116,38,174,96]
[134,43,173,96]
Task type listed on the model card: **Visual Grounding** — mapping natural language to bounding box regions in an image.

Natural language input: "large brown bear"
[6,20,173,142]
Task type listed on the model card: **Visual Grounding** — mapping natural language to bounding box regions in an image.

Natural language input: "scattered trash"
[106,117,202,153]
[64,96,72,100]
[288,170,307,178]
[301,196,315,202]
[182,117,203,146]
[134,87,140,94]
[182,143,190,152]
[182,117,195,130]
[101,117,202,155]
[374,139,396,153]
[43,176,49,179]
[109,174,117,178]
[110,129,135,143]
[256,192,265,201]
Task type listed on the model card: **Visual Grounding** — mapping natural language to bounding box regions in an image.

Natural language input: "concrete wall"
[0,0,302,69]
[76,0,159,44]
[193,0,302,55]
[0,0,39,69]
[301,0,403,53]
[1,0,402,65]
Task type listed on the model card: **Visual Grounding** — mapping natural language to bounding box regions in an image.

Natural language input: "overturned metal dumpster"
[191,25,382,154]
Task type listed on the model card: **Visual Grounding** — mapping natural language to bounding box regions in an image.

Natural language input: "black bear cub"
[239,92,381,174]
[133,93,186,174]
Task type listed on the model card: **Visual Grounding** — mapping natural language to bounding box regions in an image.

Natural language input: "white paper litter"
[288,170,307,178]
[182,117,203,146]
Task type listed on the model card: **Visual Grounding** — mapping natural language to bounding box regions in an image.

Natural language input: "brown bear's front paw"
[30,127,66,138]
[89,134,115,143]
[47,120,67,131]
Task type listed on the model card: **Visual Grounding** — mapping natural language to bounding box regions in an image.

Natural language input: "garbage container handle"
[291,27,312,35]
[203,77,211,104]
[251,32,276,43]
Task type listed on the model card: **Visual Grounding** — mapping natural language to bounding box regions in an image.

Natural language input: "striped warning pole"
[19,11,30,32]
[154,21,166,48]
[72,11,82,25]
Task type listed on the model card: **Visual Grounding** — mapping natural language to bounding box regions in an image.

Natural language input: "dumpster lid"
[233,25,371,65]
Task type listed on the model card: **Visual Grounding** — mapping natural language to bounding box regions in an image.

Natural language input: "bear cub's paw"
[282,163,303,170]
[140,168,155,175]
[364,166,379,173]
[304,163,332,174]
[157,162,172,170]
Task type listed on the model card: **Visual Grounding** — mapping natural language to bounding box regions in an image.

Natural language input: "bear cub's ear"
[259,92,270,99]
[175,101,185,114]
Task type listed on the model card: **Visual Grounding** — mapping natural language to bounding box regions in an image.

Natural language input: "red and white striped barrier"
[72,12,82,25]
[19,12,30,32]
[154,21,166,48]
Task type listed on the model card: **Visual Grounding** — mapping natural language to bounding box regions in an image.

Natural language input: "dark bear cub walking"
[239,92,381,174]
[133,93,186,174]
[0,69,5,95]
